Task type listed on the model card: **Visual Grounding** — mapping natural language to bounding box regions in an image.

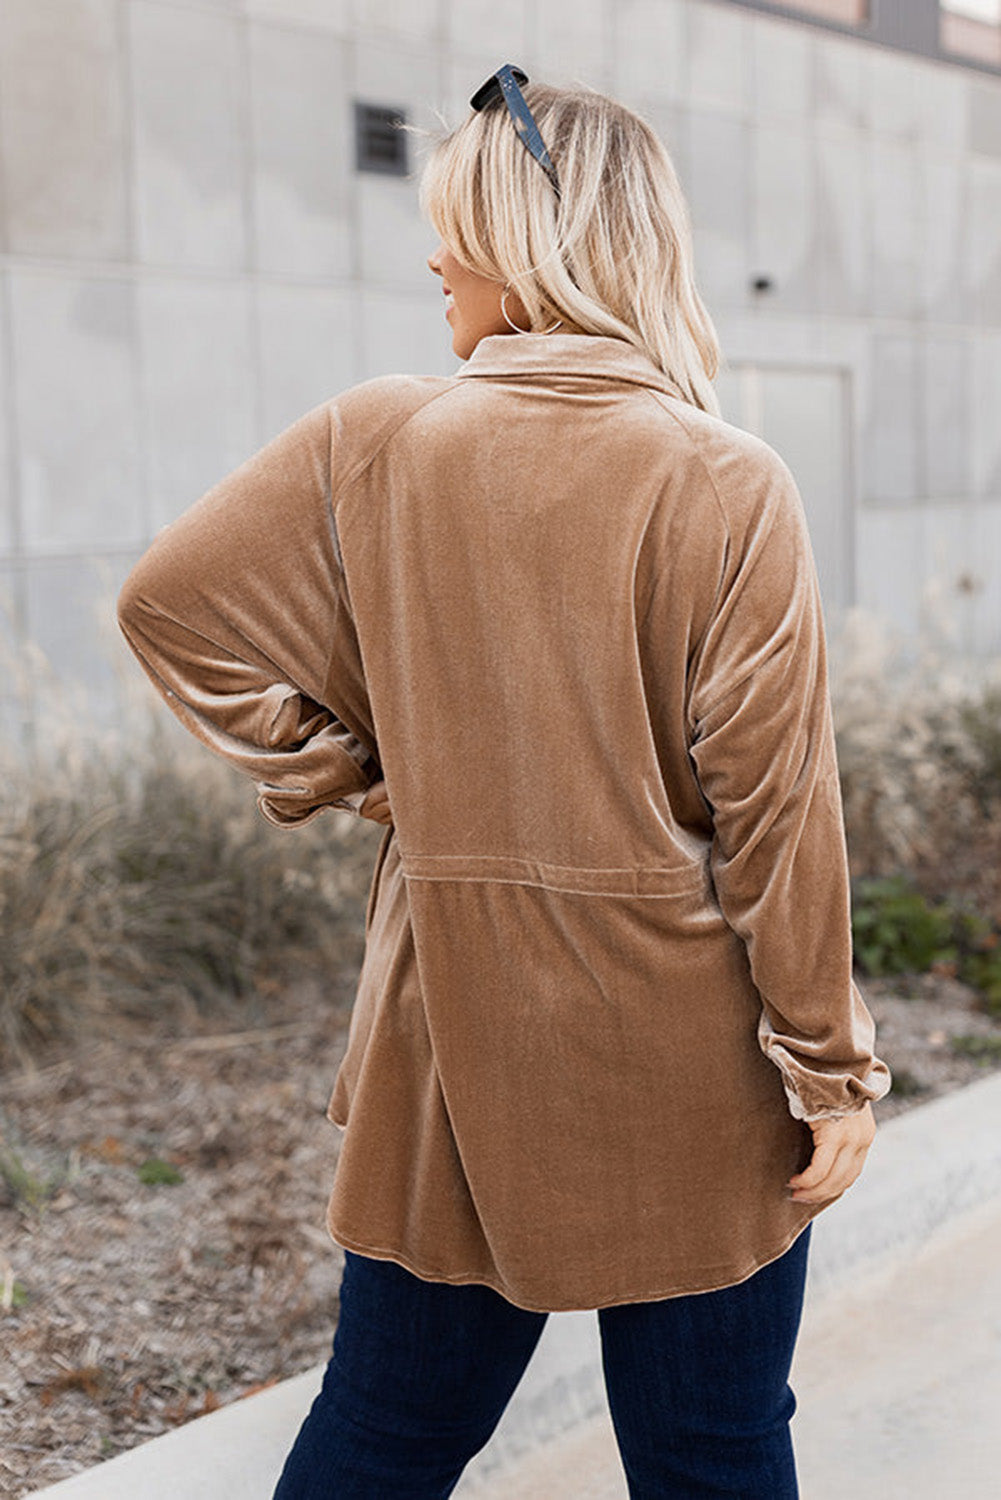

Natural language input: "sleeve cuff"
[779,1066,892,1123]
[757,1009,893,1124]
[330,787,370,815]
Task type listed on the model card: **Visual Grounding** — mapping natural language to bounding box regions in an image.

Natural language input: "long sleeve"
[686,449,892,1123]
[117,401,379,829]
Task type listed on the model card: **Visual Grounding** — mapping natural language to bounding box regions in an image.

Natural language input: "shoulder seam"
[330,377,463,505]
[641,389,733,678]
[641,388,734,541]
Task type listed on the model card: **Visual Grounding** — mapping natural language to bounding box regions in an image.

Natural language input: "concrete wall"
[1,0,1000,729]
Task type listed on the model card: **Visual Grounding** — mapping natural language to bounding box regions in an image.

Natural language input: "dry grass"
[3,608,1001,1494]
[830,607,1001,918]
[0,975,360,1497]
[0,643,381,1070]
[2,605,1001,1067]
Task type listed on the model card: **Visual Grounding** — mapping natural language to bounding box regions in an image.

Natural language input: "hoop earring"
[501,284,562,335]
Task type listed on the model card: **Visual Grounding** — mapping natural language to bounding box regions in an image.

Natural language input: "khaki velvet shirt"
[117,331,892,1313]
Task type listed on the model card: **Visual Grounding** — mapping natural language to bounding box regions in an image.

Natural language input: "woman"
[118,67,891,1500]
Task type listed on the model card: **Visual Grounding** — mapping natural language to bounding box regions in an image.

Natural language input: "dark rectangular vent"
[354,102,409,176]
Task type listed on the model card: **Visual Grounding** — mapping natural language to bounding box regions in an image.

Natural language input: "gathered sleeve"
[116,401,379,829]
[686,449,892,1123]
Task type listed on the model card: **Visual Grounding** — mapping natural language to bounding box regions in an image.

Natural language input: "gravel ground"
[2,969,1000,1498]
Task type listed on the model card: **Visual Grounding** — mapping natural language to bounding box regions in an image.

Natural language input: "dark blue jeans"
[272,1222,811,1499]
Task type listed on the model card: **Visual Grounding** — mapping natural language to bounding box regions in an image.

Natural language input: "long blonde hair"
[415,81,723,416]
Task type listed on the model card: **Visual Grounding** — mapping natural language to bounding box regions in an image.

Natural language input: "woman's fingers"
[788,1104,875,1203]
[359,779,393,825]
[789,1137,843,1200]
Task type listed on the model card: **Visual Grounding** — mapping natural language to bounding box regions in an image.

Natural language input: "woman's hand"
[788,1101,876,1204]
[359,778,393,826]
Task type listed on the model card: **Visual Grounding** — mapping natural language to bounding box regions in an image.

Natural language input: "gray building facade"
[1,0,1000,726]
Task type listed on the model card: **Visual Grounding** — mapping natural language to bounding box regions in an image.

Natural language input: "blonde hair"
[415,81,723,416]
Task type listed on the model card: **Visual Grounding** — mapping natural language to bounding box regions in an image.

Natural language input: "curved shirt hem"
[325,1211,823,1313]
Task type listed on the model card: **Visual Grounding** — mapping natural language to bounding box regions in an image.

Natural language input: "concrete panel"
[915,62,969,153]
[720,316,824,368]
[813,32,866,133]
[687,110,750,309]
[969,75,1001,158]
[817,319,872,443]
[919,335,971,502]
[255,282,358,442]
[634,103,689,205]
[358,173,439,291]
[685,2,751,114]
[862,335,918,505]
[354,34,443,137]
[358,289,457,382]
[0,560,22,659]
[751,122,818,314]
[611,0,686,106]
[855,506,923,639]
[353,0,439,41]
[919,501,978,653]
[916,153,969,325]
[869,139,920,320]
[128,1,247,270]
[535,0,610,89]
[248,22,351,280]
[967,157,1001,327]
[971,331,1001,499]
[0,275,13,556]
[137,278,258,533]
[23,552,138,707]
[758,366,853,615]
[0,0,128,259]
[815,130,870,317]
[353,36,445,250]
[9,272,144,552]
[245,0,349,27]
[972,501,1001,653]
[440,52,516,136]
[444,0,530,62]
[0,561,29,740]
[864,44,922,141]
[748,10,812,121]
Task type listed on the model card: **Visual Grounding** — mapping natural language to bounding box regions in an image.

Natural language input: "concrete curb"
[26,1069,1001,1500]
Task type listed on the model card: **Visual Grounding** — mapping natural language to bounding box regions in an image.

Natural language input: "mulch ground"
[3,968,1001,1497]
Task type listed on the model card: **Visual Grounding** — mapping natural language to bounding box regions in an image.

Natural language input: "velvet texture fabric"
[118,332,892,1313]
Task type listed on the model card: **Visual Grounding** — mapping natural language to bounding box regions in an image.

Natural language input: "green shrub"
[949,1034,1001,1063]
[950,908,1001,1016]
[886,1067,931,1098]
[852,875,1001,1015]
[851,876,955,976]
[137,1157,184,1187]
[0,1142,69,1213]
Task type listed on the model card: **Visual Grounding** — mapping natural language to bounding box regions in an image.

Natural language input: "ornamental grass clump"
[830,608,1001,920]
[4,603,1001,1064]
[0,648,379,1068]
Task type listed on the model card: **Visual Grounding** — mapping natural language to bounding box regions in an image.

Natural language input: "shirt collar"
[454,332,686,400]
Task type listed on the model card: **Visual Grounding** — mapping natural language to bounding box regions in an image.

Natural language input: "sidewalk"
[457,1195,1001,1499]
[27,1068,1001,1500]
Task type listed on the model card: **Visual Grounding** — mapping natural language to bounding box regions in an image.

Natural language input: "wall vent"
[354,102,409,177]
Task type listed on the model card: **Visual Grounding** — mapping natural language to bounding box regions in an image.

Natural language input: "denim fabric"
[271,1222,812,1499]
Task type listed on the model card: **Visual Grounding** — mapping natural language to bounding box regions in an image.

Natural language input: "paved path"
[29,1071,1001,1500]
[464,1198,1001,1499]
